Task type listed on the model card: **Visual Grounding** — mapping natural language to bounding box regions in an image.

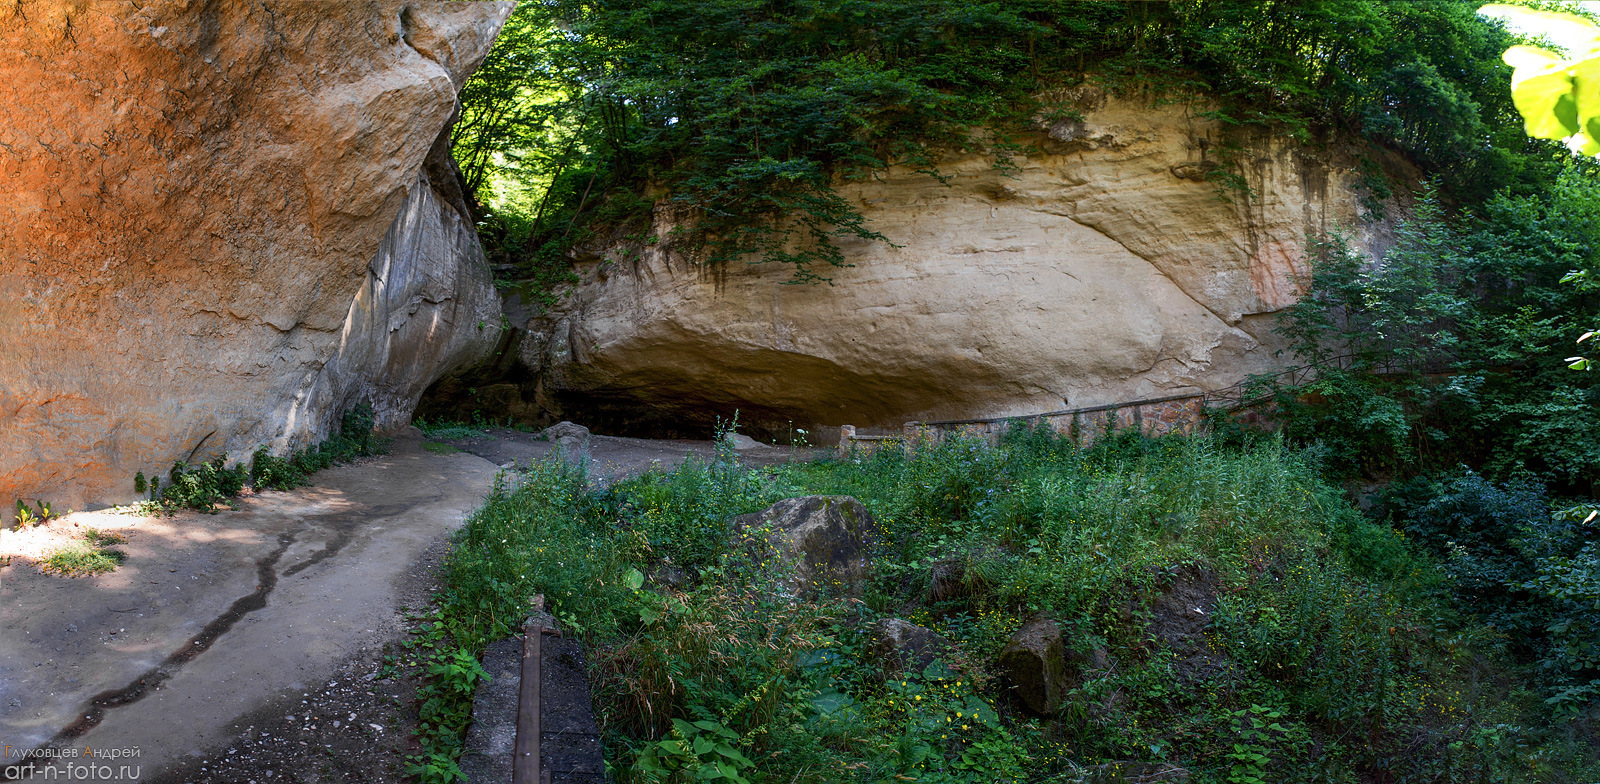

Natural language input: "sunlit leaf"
[1508,66,1579,139]
[1503,44,1565,71]
[1482,5,1600,56]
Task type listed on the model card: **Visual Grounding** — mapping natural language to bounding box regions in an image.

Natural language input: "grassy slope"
[411,429,1598,783]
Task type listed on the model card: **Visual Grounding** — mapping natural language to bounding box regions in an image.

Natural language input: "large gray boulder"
[543,420,591,461]
[731,496,875,597]
[543,420,591,442]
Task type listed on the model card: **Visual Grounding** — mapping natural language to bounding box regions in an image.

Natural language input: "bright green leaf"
[1509,67,1579,139]
[715,744,755,767]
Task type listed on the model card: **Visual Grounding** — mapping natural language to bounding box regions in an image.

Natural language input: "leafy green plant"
[632,718,756,784]
[1223,705,1290,784]
[12,499,63,528]
[403,613,490,784]
[160,459,248,513]
[12,500,37,528]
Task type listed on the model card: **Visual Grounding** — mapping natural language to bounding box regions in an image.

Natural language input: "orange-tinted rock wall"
[0,1,513,512]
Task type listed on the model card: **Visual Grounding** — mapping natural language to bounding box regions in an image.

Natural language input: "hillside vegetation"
[411,430,1599,782]
[404,3,1600,781]
[453,0,1557,287]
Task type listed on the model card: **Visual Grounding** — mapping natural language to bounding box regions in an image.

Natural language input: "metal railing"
[837,353,1397,456]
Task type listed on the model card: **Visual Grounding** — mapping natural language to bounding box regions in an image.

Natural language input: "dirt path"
[0,428,818,782]
[0,432,499,781]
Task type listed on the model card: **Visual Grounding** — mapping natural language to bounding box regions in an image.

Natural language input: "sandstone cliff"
[481,90,1407,438]
[0,0,513,512]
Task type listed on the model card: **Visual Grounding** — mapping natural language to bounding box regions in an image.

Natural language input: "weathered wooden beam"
[513,615,542,784]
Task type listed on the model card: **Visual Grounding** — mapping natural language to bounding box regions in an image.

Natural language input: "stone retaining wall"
[838,393,1212,458]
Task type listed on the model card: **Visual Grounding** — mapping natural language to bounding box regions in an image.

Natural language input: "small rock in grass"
[872,618,952,675]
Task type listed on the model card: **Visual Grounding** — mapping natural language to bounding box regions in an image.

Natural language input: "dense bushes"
[248,403,382,492]
[416,429,1598,783]
[1377,473,1600,718]
[1266,172,1600,487]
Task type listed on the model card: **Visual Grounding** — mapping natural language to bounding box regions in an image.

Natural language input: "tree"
[1482,4,1600,371]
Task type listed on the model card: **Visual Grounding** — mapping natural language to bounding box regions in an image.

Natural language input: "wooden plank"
[513,616,541,784]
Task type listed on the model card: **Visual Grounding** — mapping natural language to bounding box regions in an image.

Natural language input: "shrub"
[1265,175,1600,487]
[160,459,248,512]
[146,402,386,511]
[1382,473,1600,715]
[249,402,385,494]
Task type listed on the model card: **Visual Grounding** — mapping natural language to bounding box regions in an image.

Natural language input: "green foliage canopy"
[456,1,1548,287]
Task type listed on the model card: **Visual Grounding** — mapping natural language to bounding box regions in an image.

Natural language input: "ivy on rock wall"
[454,0,1554,288]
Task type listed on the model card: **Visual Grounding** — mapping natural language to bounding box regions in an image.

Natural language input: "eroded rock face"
[512,90,1409,437]
[0,1,514,512]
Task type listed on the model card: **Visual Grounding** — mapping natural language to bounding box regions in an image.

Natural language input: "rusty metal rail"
[514,596,562,784]
[838,353,1430,457]
[513,615,543,784]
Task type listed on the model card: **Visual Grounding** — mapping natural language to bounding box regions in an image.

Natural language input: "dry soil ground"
[0,428,818,783]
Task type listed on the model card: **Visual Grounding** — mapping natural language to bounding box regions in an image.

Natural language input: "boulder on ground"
[731,496,875,596]
[1084,761,1190,783]
[872,618,953,675]
[926,558,970,603]
[543,421,591,462]
[543,421,591,443]
[647,558,689,592]
[997,618,1069,715]
[925,552,1003,603]
[725,433,765,450]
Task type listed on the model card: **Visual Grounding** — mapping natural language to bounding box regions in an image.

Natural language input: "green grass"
[414,417,494,441]
[40,528,127,577]
[422,441,462,455]
[410,427,1600,784]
